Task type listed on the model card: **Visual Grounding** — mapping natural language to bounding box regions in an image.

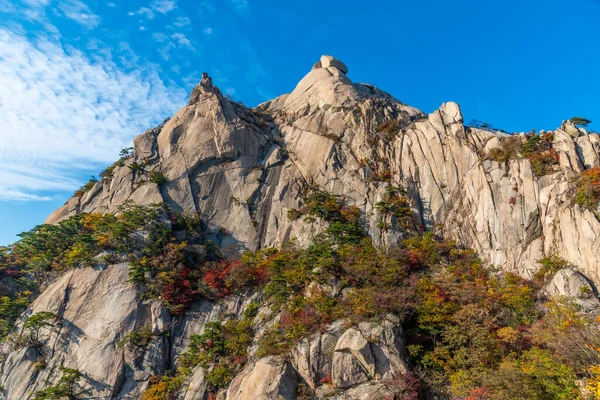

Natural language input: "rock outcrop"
[44,56,600,287]
[0,263,170,399]
[0,261,410,399]
[544,268,600,310]
[4,55,600,399]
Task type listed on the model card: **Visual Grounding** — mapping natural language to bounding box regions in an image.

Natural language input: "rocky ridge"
[2,55,600,399]
[46,55,600,283]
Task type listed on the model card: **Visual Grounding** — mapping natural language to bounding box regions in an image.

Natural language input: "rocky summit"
[2,55,600,400]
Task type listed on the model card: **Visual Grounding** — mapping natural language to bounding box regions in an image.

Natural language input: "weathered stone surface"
[0,263,170,400]
[225,356,297,400]
[545,268,600,310]
[320,55,349,74]
[331,318,408,389]
[328,381,396,399]
[20,55,600,397]
[43,56,600,290]
[291,320,346,390]
[333,327,375,388]
[182,365,208,400]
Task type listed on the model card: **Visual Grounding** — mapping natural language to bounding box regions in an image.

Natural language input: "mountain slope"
[2,55,600,400]
[46,56,600,282]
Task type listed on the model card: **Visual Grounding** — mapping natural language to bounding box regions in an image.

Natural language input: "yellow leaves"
[80,212,104,231]
[449,369,477,398]
[497,326,519,345]
[545,297,586,330]
[63,241,93,266]
[586,365,600,399]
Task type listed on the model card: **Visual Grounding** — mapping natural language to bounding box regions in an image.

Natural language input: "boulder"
[329,382,396,399]
[320,55,349,74]
[226,356,297,400]
[561,120,587,138]
[544,268,600,310]
[182,366,208,400]
[331,318,408,389]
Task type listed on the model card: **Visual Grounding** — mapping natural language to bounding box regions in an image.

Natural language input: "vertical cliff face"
[45,56,600,284]
[4,55,599,399]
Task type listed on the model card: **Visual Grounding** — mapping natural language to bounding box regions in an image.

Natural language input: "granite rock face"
[45,57,600,287]
[0,263,171,399]
[4,56,600,399]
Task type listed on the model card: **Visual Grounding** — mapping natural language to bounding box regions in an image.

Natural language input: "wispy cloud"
[172,16,190,27]
[0,28,186,201]
[152,31,195,60]
[171,32,193,49]
[129,0,177,19]
[55,0,101,28]
[203,27,212,35]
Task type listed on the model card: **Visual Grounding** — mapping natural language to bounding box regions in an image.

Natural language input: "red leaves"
[466,386,490,400]
[162,268,198,315]
[202,261,232,298]
[406,248,427,269]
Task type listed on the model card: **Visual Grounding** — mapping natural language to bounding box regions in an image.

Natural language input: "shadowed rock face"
[45,57,600,285]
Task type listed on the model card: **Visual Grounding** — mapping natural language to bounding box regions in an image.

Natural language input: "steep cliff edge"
[2,55,600,400]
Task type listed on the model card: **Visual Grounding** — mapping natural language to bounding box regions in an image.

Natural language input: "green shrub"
[22,312,57,346]
[243,302,260,319]
[375,185,414,230]
[128,162,145,174]
[570,117,591,128]
[287,188,365,244]
[574,167,600,218]
[148,171,167,184]
[206,364,234,389]
[467,119,509,134]
[117,327,154,349]
[486,136,522,163]
[377,120,399,141]
[33,367,85,399]
[73,176,98,197]
[534,256,572,284]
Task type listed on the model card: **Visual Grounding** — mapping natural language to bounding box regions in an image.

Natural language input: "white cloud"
[107,2,116,7]
[152,32,194,60]
[173,16,190,27]
[0,28,186,202]
[171,32,193,48]
[55,0,101,28]
[203,27,212,35]
[129,0,176,19]
[0,190,53,202]
[152,0,176,14]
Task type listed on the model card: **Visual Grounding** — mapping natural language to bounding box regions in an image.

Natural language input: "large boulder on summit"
[320,54,349,74]
[312,54,349,74]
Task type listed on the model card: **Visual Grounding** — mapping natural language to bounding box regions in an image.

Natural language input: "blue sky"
[1,0,599,245]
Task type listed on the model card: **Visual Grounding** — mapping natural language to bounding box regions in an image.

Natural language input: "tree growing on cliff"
[33,367,85,400]
[570,116,592,128]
